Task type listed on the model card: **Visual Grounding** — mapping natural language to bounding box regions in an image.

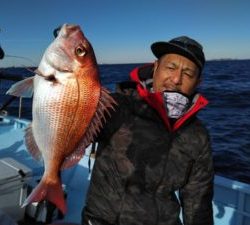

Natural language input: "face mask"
[163,91,190,119]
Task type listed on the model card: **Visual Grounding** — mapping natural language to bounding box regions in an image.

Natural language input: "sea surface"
[0,60,250,184]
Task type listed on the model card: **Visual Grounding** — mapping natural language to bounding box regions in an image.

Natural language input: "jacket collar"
[130,64,208,132]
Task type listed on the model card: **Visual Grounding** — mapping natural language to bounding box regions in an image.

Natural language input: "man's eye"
[184,72,194,78]
[166,66,175,70]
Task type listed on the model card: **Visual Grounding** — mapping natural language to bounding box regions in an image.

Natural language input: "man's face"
[153,54,201,96]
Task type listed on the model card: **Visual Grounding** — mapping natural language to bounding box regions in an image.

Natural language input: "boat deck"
[0,116,250,225]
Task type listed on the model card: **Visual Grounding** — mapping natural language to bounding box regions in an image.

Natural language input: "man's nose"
[171,70,182,85]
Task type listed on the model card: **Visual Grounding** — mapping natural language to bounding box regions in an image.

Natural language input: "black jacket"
[82,65,214,225]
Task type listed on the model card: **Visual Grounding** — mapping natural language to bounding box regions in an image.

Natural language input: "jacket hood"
[130,64,154,90]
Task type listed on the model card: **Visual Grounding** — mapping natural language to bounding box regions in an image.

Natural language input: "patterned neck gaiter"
[163,91,190,119]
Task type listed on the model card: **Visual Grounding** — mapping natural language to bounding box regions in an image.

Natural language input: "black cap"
[151,36,205,71]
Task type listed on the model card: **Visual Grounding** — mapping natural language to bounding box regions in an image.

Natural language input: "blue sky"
[1,0,250,67]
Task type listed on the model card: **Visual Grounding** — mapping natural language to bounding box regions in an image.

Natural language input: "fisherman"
[82,36,214,225]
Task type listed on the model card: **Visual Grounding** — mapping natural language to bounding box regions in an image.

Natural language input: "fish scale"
[33,77,79,158]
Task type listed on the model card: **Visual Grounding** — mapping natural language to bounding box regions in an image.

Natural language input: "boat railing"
[0,96,24,119]
[0,72,29,119]
[213,175,250,225]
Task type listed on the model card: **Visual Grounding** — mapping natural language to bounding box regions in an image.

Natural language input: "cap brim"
[151,42,202,69]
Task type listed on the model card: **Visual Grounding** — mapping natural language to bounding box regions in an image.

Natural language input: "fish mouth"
[45,24,81,73]
[58,24,81,38]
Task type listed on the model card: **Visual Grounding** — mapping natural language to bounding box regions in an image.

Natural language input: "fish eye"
[75,46,86,57]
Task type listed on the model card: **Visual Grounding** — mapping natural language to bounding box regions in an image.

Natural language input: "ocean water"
[0,60,250,184]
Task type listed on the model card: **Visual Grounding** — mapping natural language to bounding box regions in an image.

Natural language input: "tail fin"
[22,179,67,214]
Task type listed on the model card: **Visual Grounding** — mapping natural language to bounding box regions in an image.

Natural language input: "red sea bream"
[6,24,116,214]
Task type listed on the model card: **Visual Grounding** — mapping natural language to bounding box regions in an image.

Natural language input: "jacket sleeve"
[94,92,132,151]
[96,81,137,145]
[179,136,214,225]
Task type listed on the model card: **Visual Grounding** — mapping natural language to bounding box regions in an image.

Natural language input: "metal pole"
[19,97,22,118]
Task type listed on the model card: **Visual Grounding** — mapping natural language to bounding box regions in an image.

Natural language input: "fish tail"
[22,179,67,214]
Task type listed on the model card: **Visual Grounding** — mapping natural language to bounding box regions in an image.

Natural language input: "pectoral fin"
[6,76,34,98]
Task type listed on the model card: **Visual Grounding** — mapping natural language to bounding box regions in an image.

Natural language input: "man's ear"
[153,60,159,75]
[152,60,159,92]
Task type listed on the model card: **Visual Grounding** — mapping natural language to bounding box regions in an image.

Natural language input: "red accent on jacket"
[130,66,208,132]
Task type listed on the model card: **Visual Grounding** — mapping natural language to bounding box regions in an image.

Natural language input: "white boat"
[0,115,250,225]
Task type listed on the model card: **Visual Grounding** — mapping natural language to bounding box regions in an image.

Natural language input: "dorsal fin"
[24,124,43,161]
[61,87,117,169]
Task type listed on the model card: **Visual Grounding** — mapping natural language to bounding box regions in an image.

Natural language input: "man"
[82,36,214,225]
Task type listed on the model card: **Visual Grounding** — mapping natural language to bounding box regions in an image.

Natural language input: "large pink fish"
[7,24,116,214]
